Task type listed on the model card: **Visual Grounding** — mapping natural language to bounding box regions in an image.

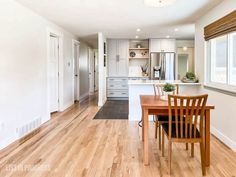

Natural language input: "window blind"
[204,10,236,41]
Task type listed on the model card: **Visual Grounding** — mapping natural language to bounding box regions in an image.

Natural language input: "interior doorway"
[178,54,189,79]
[177,47,194,80]
[88,49,99,94]
[94,50,98,91]
[49,35,59,113]
[73,40,80,102]
[89,48,95,94]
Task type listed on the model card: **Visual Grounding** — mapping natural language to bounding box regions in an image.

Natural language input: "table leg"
[205,110,210,167]
[143,108,149,165]
[142,108,144,141]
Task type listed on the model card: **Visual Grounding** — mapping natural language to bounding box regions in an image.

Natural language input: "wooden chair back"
[153,84,179,96]
[167,94,208,140]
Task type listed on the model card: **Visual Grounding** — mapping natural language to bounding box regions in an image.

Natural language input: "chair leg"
[162,128,165,157]
[200,142,206,176]
[186,143,188,150]
[191,143,194,157]
[159,124,161,150]
[155,118,158,139]
[168,141,172,175]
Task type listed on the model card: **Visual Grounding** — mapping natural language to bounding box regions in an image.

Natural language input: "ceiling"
[16,0,222,45]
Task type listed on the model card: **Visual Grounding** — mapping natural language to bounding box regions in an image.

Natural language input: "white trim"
[46,27,64,114]
[211,125,236,152]
[204,82,236,94]
[98,97,106,107]
[79,92,89,103]
[72,39,80,102]
[62,101,74,111]
[205,34,236,93]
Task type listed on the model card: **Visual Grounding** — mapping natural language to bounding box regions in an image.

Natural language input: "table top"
[140,95,215,109]
[129,80,202,86]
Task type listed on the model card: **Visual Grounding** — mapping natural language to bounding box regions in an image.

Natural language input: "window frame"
[205,32,236,94]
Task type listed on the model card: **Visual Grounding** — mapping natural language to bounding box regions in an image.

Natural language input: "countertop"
[128,80,201,86]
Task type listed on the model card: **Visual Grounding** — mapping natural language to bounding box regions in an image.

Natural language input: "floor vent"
[16,117,42,138]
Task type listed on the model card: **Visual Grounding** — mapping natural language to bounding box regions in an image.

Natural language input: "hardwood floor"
[0,97,236,177]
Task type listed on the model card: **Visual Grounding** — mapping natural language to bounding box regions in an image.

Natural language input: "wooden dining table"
[140,95,215,167]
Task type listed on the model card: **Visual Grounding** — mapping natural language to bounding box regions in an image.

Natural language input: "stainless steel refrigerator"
[149,52,176,80]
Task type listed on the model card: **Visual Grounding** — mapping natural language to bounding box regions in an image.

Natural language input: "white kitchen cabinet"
[150,39,176,53]
[108,39,117,59]
[107,77,128,99]
[107,39,128,77]
[108,59,117,76]
[118,40,129,59]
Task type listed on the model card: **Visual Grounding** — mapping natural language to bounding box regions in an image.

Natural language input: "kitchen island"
[128,80,201,121]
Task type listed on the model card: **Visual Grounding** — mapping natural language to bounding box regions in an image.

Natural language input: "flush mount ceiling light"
[183,46,188,51]
[144,0,177,7]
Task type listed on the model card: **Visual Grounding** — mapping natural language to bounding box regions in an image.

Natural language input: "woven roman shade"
[204,10,236,41]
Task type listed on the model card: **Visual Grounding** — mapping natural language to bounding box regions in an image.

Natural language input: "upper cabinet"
[107,39,129,77]
[149,39,176,53]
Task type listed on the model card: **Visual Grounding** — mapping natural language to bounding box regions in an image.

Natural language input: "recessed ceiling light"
[174,28,179,32]
[183,46,188,51]
[136,28,141,32]
[144,0,177,7]
[135,35,139,39]
[166,35,170,38]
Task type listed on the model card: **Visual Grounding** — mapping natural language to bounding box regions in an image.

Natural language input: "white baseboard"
[98,98,106,107]
[211,125,236,152]
[61,101,74,111]
[79,92,89,103]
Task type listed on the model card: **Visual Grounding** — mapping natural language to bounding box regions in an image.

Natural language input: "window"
[210,35,227,84]
[206,32,236,92]
[229,33,236,85]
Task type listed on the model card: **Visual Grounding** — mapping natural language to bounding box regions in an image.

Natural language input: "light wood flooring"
[0,97,236,177]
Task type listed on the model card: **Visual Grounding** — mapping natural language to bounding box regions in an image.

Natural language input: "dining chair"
[161,94,208,175]
[153,84,184,150]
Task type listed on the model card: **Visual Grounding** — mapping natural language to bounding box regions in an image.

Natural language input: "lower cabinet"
[107,77,128,100]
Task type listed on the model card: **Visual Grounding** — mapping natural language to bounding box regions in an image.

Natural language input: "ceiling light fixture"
[135,35,139,39]
[174,28,179,32]
[144,0,176,7]
[183,46,188,51]
[137,28,141,32]
[166,35,170,38]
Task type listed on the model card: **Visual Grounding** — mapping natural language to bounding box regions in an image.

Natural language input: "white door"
[107,39,118,76]
[74,43,80,101]
[89,48,94,94]
[94,50,98,91]
[108,59,117,76]
[118,59,128,76]
[118,40,128,59]
[49,35,59,113]
[117,40,128,76]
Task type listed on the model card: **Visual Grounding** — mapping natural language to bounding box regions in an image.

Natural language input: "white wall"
[0,0,78,149]
[98,33,107,106]
[195,0,236,151]
[79,42,90,100]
